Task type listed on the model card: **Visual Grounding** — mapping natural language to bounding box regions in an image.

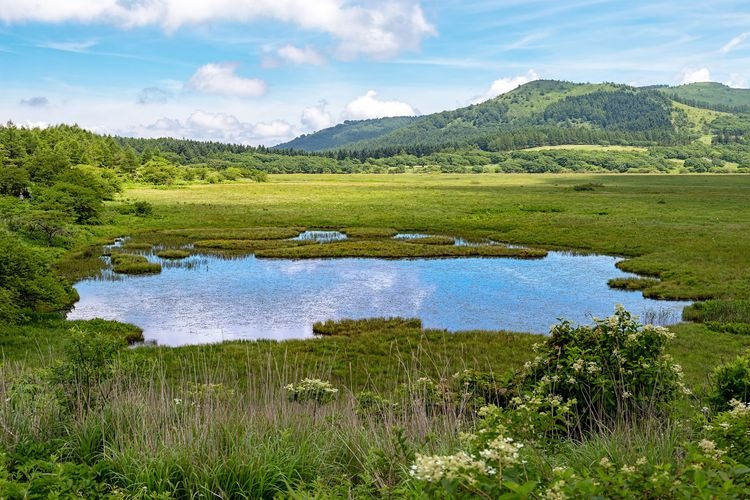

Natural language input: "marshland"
[4,8,750,493]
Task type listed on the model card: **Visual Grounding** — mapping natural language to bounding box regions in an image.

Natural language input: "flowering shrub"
[710,354,750,410]
[518,306,684,433]
[410,405,536,497]
[705,399,750,465]
[284,378,338,405]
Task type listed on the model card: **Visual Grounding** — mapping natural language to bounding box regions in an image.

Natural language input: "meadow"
[3,173,750,497]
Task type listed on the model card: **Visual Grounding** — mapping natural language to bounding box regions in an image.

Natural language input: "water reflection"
[68,252,691,346]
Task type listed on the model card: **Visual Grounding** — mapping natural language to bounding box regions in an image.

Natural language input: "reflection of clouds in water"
[69,254,691,346]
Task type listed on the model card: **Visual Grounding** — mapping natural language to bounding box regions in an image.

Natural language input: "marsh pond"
[68,249,690,346]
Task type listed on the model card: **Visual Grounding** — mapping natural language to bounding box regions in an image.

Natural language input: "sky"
[1,0,749,146]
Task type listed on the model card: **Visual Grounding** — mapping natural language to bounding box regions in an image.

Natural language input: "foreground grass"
[115,174,750,300]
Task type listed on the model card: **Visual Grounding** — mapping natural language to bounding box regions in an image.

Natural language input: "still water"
[68,252,690,346]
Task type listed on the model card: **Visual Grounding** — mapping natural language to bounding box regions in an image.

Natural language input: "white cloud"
[343,90,416,120]
[721,32,750,53]
[472,70,539,104]
[725,73,748,89]
[276,44,326,66]
[138,111,299,146]
[677,67,711,85]
[0,0,435,59]
[186,62,266,98]
[301,102,333,131]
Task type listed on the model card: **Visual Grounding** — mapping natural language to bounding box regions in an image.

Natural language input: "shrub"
[48,328,127,416]
[133,201,153,216]
[516,306,685,433]
[711,354,750,411]
[705,400,750,465]
[284,378,338,405]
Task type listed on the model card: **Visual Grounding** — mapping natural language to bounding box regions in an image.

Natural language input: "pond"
[67,251,691,346]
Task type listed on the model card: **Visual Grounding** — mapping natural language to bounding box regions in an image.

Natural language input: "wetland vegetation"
[2,82,750,496]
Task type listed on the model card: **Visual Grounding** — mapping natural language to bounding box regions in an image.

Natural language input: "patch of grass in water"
[608,277,660,291]
[110,254,162,275]
[156,249,191,260]
[313,317,423,336]
[255,239,547,259]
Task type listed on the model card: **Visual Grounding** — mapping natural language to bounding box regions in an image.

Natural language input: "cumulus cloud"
[471,70,539,104]
[343,90,416,120]
[137,87,172,104]
[301,102,333,131]
[186,62,266,98]
[721,32,750,53]
[137,111,299,146]
[0,0,435,59]
[677,67,711,85]
[19,96,50,108]
[725,73,748,89]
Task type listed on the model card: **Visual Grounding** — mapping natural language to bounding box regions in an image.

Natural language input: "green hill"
[659,82,750,113]
[277,81,681,153]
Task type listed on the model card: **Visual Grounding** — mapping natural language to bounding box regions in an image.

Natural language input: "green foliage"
[136,157,180,185]
[133,200,153,216]
[517,306,685,433]
[0,231,74,323]
[705,400,750,465]
[711,354,750,410]
[49,327,126,416]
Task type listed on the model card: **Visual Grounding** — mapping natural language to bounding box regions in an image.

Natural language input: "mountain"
[276,80,747,154]
[276,81,680,153]
[658,82,750,113]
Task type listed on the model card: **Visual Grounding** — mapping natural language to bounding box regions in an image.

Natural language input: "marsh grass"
[193,239,316,251]
[313,317,423,336]
[608,277,660,292]
[155,249,190,260]
[164,227,304,240]
[683,300,750,324]
[255,239,548,259]
[109,253,161,275]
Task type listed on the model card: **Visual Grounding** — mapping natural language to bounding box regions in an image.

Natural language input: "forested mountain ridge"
[276,80,681,152]
[277,80,750,154]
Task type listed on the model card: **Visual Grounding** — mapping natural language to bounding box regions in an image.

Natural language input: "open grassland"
[118,174,750,301]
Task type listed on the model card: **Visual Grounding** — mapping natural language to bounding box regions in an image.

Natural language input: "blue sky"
[1,0,749,145]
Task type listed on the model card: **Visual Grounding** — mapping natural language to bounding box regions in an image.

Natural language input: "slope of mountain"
[279,116,418,152]
[276,80,679,153]
[659,82,750,113]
